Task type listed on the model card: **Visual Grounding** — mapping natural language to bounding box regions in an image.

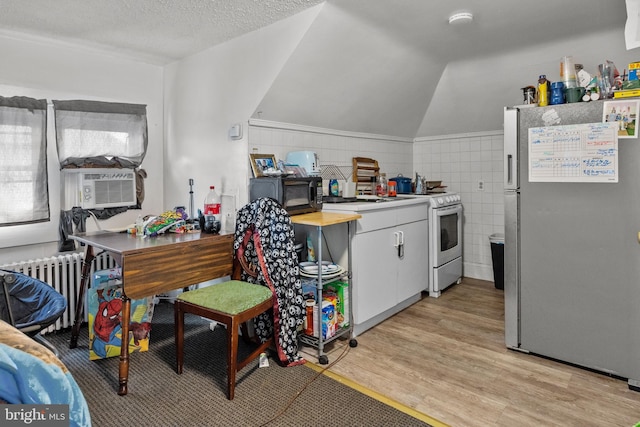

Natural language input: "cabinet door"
[396,219,429,302]
[351,227,397,324]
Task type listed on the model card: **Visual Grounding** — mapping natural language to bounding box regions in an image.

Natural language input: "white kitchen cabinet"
[350,227,397,322]
[395,218,428,302]
[322,198,429,336]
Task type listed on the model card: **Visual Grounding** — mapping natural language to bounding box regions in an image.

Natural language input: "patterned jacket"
[234,198,305,366]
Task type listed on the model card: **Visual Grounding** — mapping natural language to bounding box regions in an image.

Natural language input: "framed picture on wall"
[249,153,277,177]
[603,99,639,139]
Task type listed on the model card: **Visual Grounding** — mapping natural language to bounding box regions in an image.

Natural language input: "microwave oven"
[249,176,322,215]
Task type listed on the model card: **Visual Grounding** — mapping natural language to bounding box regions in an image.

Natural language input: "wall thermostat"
[229,123,242,140]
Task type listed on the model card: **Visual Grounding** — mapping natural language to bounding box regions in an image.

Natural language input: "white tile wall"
[249,122,505,282]
[414,131,504,281]
[248,124,414,183]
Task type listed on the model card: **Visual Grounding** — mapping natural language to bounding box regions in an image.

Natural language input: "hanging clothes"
[234,198,305,367]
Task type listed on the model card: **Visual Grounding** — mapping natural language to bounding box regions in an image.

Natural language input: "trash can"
[489,233,505,290]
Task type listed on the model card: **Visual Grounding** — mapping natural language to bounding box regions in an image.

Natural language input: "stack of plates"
[299,261,344,280]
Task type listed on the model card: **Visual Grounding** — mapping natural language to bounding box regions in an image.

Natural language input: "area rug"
[47,302,436,427]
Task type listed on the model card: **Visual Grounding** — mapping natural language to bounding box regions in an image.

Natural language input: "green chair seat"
[177,280,272,315]
[175,279,275,399]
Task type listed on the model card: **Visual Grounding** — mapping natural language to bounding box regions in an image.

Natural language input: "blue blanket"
[0,342,91,427]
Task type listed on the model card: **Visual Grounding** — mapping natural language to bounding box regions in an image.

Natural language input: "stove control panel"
[430,193,461,207]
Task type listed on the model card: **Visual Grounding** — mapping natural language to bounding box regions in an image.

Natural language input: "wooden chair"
[174,280,273,400]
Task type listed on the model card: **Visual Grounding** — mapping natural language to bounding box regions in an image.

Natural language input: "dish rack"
[320,164,347,181]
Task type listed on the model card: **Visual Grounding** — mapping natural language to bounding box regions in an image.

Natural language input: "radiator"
[0,252,116,333]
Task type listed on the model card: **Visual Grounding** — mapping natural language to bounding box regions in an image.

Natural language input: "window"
[53,100,147,169]
[0,96,49,226]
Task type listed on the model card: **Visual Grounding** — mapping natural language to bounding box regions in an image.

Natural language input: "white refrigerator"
[504,101,640,391]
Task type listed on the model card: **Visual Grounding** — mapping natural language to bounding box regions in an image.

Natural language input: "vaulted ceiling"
[254,0,629,137]
[0,0,630,137]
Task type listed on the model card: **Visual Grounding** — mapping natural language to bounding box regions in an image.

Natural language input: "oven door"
[431,203,463,267]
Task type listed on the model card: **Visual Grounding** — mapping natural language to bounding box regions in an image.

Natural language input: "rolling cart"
[291,211,361,364]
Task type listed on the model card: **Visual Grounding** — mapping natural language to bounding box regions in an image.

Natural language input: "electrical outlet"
[478,180,484,191]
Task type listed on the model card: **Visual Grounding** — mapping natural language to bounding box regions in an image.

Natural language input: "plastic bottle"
[135,215,144,236]
[550,81,565,105]
[329,179,339,196]
[375,174,387,197]
[203,185,221,224]
[305,300,315,335]
[312,302,319,337]
[306,235,316,262]
[560,56,578,89]
[538,75,549,107]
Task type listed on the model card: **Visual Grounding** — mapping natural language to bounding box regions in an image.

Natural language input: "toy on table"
[143,210,187,237]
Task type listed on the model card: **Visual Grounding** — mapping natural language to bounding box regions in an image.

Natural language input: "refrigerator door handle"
[504,107,519,190]
[504,191,520,348]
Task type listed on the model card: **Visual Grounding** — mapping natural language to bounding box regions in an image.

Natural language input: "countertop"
[321,195,429,212]
[290,211,361,226]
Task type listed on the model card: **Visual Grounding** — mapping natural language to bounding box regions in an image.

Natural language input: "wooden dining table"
[69,230,234,395]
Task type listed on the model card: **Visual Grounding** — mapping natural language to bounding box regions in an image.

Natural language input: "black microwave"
[249,176,323,215]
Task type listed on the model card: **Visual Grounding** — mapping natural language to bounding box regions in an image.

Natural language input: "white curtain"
[0,96,49,226]
[53,100,147,169]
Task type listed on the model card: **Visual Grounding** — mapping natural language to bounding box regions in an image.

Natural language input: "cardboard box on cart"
[301,279,349,335]
[323,281,349,328]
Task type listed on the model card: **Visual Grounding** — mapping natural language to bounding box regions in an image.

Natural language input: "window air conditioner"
[62,168,137,210]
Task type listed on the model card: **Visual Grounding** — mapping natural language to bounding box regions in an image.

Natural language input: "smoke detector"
[448,12,473,25]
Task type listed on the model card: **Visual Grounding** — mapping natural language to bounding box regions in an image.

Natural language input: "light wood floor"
[303,279,640,427]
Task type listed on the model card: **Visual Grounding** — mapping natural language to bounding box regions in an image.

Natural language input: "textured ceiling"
[0,0,631,137]
[0,0,628,66]
[0,0,325,64]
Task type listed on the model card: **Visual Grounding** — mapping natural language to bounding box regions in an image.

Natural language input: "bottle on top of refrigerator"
[204,186,221,223]
[538,75,549,107]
